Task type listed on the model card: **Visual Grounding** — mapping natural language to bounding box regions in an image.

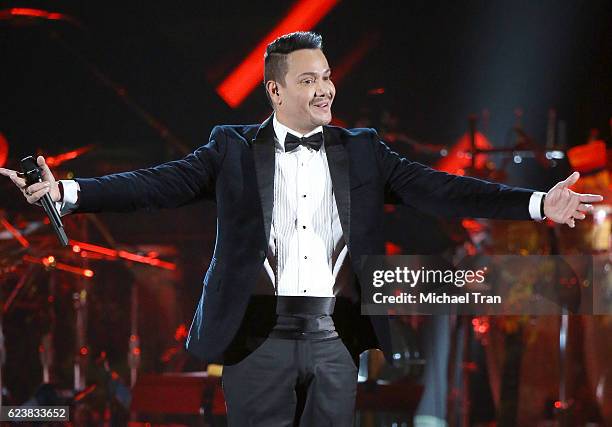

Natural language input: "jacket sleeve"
[372,129,535,220]
[73,126,227,213]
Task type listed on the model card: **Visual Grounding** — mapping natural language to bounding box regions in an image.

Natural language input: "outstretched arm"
[1,126,227,214]
[373,131,602,225]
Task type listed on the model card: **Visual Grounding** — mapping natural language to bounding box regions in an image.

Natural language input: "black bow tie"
[284,132,323,152]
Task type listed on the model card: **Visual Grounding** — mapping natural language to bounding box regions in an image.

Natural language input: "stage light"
[0,216,30,248]
[69,240,176,270]
[7,7,61,20]
[216,0,339,108]
[0,132,7,167]
[23,254,96,278]
[385,241,402,255]
[435,131,491,174]
[174,324,188,341]
[46,145,94,167]
[0,7,82,27]
[42,255,56,267]
[70,240,117,257]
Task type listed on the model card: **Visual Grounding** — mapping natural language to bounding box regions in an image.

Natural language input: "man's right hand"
[0,156,61,204]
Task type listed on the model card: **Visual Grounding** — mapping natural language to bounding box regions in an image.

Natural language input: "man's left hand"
[543,171,604,228]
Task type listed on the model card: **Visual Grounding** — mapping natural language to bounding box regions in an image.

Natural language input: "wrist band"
[540,193,546,219]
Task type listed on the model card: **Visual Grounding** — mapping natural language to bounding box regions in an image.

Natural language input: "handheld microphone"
[20,156,69,246]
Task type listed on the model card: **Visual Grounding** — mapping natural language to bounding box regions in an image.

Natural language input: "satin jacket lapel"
[324,126,350,247]
[251,115,276,246]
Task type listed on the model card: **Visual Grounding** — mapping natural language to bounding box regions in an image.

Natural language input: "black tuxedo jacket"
[73,115,535,364]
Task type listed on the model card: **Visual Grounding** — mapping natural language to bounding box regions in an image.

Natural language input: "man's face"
[273,49,335,134]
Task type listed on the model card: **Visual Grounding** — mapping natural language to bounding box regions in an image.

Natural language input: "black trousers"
[222,336,358,426]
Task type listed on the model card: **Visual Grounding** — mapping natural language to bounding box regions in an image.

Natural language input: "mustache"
[310,97,332,104]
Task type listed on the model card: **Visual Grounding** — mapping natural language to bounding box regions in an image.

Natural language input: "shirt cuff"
[55,179,80,216]
[529,191,546,220]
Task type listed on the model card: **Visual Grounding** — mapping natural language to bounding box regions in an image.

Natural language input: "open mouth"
[312,102,330,111]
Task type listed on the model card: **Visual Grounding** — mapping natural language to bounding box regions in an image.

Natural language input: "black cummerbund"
[269,296,338,340]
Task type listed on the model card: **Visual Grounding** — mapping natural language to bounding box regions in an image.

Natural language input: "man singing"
[1,32,602,426]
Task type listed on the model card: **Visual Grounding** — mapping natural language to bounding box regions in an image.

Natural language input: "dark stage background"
[1,1,611,425]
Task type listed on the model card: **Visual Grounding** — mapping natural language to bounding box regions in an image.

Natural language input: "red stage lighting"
[69,240,177,270]
[0,216,30,248]
[567,140,606,174]
[216,0,339,108]
[6,7,63,20]
[0,7,82,27]
[435,131,492,174]
[70,241,117,257]
[23,254,95,278]
[42,255,56,267]
[0,132,8,167]
[174,324,188,341]
[385,241,402,255]
[45,145,94,167]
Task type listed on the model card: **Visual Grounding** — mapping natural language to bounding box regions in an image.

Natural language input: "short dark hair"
[263,31,323,106]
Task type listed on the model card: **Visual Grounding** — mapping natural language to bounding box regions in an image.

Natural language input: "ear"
[265,80,282,106]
